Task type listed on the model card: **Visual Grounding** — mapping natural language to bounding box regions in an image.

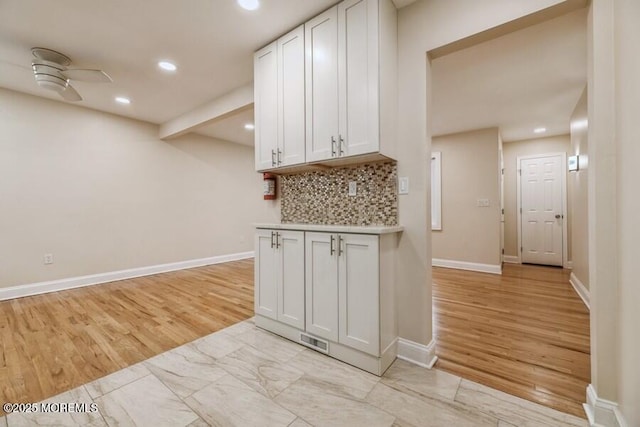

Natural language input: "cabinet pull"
[331,136,337,157]
[277,149,282,165]
[271,150,276,167]
[330,235,335,255]
[276,232,281,249]
[338,235,344,256]
[339,135,345,155]
[270,231,275,248]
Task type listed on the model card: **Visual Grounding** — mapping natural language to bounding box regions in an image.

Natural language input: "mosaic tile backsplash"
[280,161,398,226]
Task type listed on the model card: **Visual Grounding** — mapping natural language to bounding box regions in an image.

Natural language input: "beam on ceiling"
[159,84,253,140]
[427,0,588,60]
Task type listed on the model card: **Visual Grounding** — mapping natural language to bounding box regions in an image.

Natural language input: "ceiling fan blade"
[61,69,112,83]
[59,84,83,102]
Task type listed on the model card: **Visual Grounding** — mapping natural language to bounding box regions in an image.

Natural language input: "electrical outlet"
[348,181,357,196]
[43,253,54,265]
[398,177,409,195]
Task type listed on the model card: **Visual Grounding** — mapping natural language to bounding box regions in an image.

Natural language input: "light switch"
[477,198,490,207]
[348,181,357,196]
[399,177,409,195]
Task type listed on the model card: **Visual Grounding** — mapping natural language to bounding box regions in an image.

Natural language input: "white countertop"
[255,223,404,235]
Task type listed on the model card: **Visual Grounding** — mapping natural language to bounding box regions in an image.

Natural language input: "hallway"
[433,263,590,418]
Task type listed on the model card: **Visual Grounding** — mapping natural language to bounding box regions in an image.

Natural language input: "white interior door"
[520,155,564,266]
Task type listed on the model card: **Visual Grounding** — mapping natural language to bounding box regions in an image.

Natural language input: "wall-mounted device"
[568,155,579,172]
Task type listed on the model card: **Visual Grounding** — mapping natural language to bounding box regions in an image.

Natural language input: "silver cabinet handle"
[276,232,281,249]
[339,135,345,155]
[271,149,276,167]
[338,235,344,256]
[331,136,337,157]
[270,231,275,248]
[277,149,282,165]
[330,235,335,255]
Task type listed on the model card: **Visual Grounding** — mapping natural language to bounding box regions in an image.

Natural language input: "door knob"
[555,214,562,219]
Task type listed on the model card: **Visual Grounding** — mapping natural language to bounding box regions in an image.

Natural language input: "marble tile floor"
[1,319,587,427]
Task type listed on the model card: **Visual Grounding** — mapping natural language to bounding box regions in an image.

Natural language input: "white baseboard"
[432,258,502,275]
[502,255,520,264]
[569,272,590,310]
[565,260,574,269]
[397,337,438,369]
[0,251,255,301]
[584,384,628,427]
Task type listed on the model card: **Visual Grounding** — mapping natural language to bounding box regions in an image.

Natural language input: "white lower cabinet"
[306,232,379,356]
[255,229,305,329]
[255,227,398,376]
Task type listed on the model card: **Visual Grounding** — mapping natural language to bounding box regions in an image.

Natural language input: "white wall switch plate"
[399,177,409,195]
[348,181,357,196]
[43,253,54,265]
[477,198,490,207]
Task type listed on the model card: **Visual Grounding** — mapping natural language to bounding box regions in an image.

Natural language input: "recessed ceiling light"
[115,96,131,105]
[244,123,255,130]
[534,127,546,134]
[158,61,177,72]
[237,0,260,11]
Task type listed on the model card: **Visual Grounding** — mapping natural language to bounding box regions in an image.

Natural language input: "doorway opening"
[428,5,590,419]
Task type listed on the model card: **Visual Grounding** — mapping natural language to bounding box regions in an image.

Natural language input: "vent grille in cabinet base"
[300,333,329,353]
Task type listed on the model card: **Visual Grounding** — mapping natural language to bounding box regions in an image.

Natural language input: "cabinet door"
[254,42,278,171]
[305,6,339,162]
[338,0,379,157]
[338,233,379,355]
[277,230,305,329]
[305,232,339,341]
[278,26,305,167]
[255,230,278,319]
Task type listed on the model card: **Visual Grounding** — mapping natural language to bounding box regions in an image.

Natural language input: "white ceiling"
[1,1,585,147]
[431,7,587,142]
[0,0,336,143]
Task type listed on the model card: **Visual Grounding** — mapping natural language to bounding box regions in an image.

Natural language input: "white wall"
[569,88,588,289]
[0,88,279,289]
[396,0,575,345]
[612,0,640,424]
[588,0,639,425]
[431,128,501,267]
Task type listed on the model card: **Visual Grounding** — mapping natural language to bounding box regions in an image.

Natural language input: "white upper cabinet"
[306,0,396,163]
[277,26,306,168]
[255,26,305,171]
[338,0,379,158]
[305,7,340,162]
[254,42,278,171]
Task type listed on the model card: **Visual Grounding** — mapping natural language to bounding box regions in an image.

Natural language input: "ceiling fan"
[31,47,112,102]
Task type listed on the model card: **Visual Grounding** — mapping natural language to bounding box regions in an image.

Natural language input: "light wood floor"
[0,259,254,413]
[1,259,589,419]
[433,263,590,418]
